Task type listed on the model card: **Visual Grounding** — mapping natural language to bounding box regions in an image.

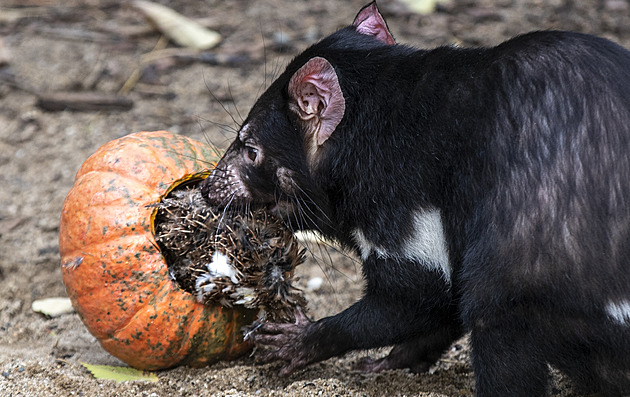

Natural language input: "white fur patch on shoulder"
[606,300,630,325]
[352,228,388,261]
[404,209,451,280]
[351,209,451,281]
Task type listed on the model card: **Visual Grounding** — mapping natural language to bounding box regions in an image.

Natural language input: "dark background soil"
[2,0,630,395]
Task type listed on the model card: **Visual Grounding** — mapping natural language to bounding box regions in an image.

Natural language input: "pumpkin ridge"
[127,132,214,173]
[102,277,208,369]
[75,170,162,200]
[62,249,167,338]
[60,207,156,254]
[60,233,159,261]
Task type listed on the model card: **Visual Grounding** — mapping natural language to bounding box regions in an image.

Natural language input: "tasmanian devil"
[200,2,630,395]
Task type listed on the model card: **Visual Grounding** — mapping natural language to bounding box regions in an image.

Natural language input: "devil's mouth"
[265,201,296,221]
[212,199,289,215]
[207,196,297,228]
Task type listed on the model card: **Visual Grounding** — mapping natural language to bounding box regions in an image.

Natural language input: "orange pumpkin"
[59,130,257,370]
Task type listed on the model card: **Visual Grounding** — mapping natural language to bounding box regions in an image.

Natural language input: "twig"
[36,91,133,111]
[118,35,169,95]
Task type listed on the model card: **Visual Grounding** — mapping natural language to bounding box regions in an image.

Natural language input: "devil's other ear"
[353,2,396,45]
[288,57,345,146]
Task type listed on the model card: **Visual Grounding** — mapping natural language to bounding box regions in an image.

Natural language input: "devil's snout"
[201,163,249,208]
[200,172,225,207]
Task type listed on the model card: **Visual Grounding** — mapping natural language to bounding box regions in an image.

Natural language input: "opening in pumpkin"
[152,177,307,322]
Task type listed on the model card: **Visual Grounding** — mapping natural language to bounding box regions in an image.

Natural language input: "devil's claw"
[252,308,317,375]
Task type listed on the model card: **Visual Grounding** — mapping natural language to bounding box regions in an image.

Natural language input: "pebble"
[31,297,74,317]
[306,277,323,292]
[272,31,294,52]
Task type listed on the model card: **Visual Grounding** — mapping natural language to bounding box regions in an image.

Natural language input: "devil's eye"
[245,146,258,162]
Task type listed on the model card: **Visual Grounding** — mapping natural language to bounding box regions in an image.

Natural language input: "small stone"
[31,297,74,317]
[272,31,294,52]
[307,277,324,292]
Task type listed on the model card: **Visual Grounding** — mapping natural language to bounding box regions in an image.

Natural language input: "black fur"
[201,8,630,396]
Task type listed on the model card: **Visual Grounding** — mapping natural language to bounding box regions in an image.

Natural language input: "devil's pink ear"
[353,2,395,45]
[288,57,345,146]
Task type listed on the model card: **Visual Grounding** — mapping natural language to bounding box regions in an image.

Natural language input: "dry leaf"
[81,363,159,382]
[397,0,449,15]
[133,0,221,50]
[0,38,11,66]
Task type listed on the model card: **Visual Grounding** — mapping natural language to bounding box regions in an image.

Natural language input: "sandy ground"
[2,0,630,395]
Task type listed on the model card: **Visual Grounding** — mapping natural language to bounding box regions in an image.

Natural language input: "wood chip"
[36,92,133,112]
[0,38,11,66]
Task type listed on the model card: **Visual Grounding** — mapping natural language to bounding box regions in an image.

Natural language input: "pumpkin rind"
[59,130,256,370]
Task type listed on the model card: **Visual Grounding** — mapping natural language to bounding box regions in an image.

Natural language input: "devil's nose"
[200,177,223,207]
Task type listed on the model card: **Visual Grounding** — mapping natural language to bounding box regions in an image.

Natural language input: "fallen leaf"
[133,0,221,50]
[0,38,11,66]
[36,92,134,112]
[397,0,449,15]
[81,363,159,382]
[31,297,74,317]
[0,7,48,24]
[306,277,324,292]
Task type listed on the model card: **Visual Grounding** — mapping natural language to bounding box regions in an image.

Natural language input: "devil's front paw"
[353,355,434,374]
[252,309,317,376]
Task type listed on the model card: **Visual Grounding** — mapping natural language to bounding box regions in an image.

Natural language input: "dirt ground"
[2,0,630,396]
